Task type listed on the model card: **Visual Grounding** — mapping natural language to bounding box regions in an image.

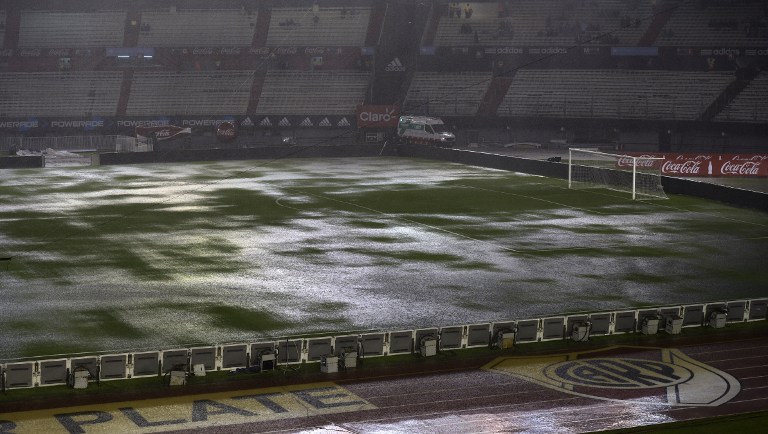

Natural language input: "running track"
[2,337,766,433]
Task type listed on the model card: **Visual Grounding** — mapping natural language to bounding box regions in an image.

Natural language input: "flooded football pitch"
[1,157,767,359]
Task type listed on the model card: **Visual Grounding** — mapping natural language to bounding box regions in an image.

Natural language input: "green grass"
[203,305,293,332]
[623,273,674,284]
[1,157,767,363]
[69,309,147,339]
[19,342,96,360]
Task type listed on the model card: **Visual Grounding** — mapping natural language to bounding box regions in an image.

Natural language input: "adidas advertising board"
[384,57,406,72]
[256,116,352,128]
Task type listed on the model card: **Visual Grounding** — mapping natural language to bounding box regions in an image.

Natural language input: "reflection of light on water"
[2,157,767,359]
[299,398,675,433]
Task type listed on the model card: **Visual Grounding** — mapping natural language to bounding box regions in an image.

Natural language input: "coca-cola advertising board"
[619,153,768,177]
[135,125,191,141]
[356,105,399,128]
[216,121,237,143]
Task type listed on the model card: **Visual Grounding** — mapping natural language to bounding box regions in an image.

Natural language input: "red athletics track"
[2,335,765,433]
[167,336,768,434]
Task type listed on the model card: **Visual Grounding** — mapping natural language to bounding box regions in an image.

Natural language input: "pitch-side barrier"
[0,135,138,152]
[1,298,765,390]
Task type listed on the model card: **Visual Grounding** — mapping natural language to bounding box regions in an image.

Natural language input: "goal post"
[568,148,667,200]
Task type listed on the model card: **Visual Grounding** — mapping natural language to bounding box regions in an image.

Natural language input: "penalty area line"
[274,196,303,211]
[551,184,768,229]
[288,188,521,253]
[455,183,615,216]
[455,184,768,253]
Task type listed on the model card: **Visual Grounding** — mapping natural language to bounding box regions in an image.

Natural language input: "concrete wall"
[0,156,44,169]
[99,144,396,165]
[397,144,569,179]
[661,177,768,212]
[396,144,768,212]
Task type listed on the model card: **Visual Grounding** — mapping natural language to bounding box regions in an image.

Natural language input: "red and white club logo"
[216,121,237,143]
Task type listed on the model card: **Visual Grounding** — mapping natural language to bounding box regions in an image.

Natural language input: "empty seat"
[18,10,126,48]
[0,71,123,117]
[403,72,492,116]
[496,69,733,121]
[714,72,768,124]
[266,7,371,46]
[254,70,368,115]
[138,9,256,46]
[433,0,652,47]
[126,70,254,116]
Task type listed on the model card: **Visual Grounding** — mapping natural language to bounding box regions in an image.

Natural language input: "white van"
[397,116,455,147]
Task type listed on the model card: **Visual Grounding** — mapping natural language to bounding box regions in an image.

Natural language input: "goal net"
[568,148,667,200]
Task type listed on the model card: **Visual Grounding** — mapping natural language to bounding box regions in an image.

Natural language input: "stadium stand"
[403,71,492,116]
[266,6,371,46]
[17,10,126,48]
[714,71,768,123]
[432,0,653,47]
[254,70,368,115]
[0,10,6,48]
[496,69,734,120]
[126,70,254,116]
[655,1,768,46]
[138,9,257,47]
[0,0,765,148]
[0,71,123,117]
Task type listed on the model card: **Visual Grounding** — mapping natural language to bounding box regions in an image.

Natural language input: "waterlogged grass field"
[1,157,767,359]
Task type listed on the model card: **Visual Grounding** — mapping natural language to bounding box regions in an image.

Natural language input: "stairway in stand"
[477,75,515,117]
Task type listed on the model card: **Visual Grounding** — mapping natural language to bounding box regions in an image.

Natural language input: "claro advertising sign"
[619,153,768,177]
[356,105,399,128]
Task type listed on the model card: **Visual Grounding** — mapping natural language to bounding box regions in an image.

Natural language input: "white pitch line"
[289,189,521,253]
[551,183,768,229]
[457,183,768,253]
[274,196,303,211]
[286,182,768,257]
[456,183,614,216]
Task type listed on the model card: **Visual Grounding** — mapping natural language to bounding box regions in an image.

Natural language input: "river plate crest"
[483,346,740,406]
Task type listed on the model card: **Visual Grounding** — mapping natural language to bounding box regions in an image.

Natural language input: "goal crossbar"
[568,148,667,200]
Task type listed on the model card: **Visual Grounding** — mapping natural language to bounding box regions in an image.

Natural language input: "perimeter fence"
[0,135,140,152]
[1,298,765,391]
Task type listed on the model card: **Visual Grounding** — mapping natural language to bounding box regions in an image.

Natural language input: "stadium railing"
[1,297,764,389]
